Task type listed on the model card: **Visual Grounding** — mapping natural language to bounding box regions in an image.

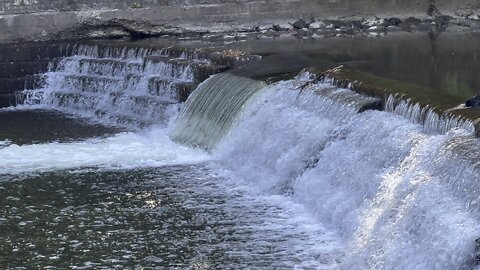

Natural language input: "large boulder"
[466,95,480,107]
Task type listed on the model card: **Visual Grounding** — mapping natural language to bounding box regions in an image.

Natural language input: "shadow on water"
[0,109,123,145]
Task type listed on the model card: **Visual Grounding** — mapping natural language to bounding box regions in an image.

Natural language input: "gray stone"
[386,25,402,31]
[384,17,402,26]
[466,95,480,107]
[292,19,309,29]
[468,14,480,20]
[308,21,324,29]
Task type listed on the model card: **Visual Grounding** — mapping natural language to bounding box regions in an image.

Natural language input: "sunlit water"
[2,48,480,269]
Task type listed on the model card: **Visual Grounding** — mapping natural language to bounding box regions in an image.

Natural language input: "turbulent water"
[2,47,480,269]
[17,44,202,128]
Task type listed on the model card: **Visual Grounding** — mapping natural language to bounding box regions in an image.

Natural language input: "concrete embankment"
[1,0,480,43]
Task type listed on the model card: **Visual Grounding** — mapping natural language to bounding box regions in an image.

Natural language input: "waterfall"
[385,94,476,135]
[15,44,222,128]
[321,74,477,135]
[5,50,480,268]
[170,73,266,150]
[209,74,480,269]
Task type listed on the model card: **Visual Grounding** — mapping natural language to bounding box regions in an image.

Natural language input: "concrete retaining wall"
[0,0,479,43]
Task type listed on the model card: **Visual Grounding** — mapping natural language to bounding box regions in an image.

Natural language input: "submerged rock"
[466,95,480,107]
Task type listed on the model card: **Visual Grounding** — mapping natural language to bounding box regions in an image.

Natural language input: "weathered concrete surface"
[0,0,479,43]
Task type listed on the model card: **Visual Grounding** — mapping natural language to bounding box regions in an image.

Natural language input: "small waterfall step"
[53,58,144,77]
[17,43,261,127]
[292,71,383,113]
[47,92,176,126]
[147,78,193,102]
[312,66,480,136]
[50,92,176,110]
[306,85,383,113]
[52,74,193,102]
[62,75,123,94]
[144,56,229,83]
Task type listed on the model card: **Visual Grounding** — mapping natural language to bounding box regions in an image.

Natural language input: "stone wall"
[0,0,479,42]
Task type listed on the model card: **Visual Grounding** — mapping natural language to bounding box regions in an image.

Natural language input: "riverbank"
[1,0,480,43]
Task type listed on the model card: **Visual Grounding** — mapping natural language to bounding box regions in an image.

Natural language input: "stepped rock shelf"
[4,42,259,126]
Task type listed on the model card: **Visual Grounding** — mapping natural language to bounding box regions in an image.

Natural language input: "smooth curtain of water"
[170,73,265,150]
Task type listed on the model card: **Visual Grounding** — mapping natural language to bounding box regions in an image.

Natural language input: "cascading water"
[384,94,476,135]
[170,73,266,150]
[208,74,480,269]
[16,44,213,127]
[3,55,480,269]
[161,70,480,269]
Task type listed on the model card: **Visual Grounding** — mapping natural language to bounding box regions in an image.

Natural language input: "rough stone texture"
[466,95,480,107]
[0,0,479,43]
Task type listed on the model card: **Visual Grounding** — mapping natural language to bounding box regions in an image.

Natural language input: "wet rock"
[358,99,384,113]
[428,3,440,17]
[468,14,480,20]
[399,17,422,31]
[259,30,281,38]
[257,24,272,31]
[384,17,402,27]
[455,8,473,18]
[350,20,365,30]
[292,19,309,29]
[435,15,452,27]
[309,21,324,29]
[404,17,422,25]
[325,20,348,29]
[0,93,15,108]
[446,25,470,32]
[466,95,480,107]
[272,24,285,31]
[294,29,314,38]
[386,25,402,31]
[365,17,380,27]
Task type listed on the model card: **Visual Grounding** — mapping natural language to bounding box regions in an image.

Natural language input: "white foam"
[0,140,12,149]
[0,127,210,174]
[213,79,480,269]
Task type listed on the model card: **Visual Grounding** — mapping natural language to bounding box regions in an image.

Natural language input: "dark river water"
[0,165,338,269]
